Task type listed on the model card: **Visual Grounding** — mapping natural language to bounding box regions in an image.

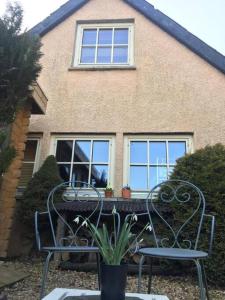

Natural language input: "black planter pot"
[100,263,128,300]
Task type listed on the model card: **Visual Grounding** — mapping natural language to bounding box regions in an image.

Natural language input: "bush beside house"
[170,143,225,286]
[20,155,63,226]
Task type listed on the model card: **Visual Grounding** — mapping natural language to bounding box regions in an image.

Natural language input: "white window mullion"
[95,29,99,64]
[111,28,115,64]
[147,140,150,190]
[69,140,75,182]
[89,140,93,184]
[166,140,170,179]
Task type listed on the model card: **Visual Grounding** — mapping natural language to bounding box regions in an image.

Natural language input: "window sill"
[68,65,136,71]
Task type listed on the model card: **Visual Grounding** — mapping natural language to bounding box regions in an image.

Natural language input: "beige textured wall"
[29,0,225,195]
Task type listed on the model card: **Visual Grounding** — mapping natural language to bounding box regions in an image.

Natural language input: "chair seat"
[42,246,99,253]
[138,247,208,259]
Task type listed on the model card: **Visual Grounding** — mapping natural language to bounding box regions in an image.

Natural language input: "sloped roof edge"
[125,0,225,74]
[30,0,89,36]
[30,0,225,75]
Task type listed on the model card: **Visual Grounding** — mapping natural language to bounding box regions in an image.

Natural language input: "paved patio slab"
[0,264,28,289]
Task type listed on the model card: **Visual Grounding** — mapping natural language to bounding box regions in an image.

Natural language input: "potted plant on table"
[74,209,151,300]
[104,185,113,198]
[122,185,131,199]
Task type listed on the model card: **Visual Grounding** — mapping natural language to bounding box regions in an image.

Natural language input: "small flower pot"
[105,190,113,198]
[100,263,128,300]
[122,188,131,199]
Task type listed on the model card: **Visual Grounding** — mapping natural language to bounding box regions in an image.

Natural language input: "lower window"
[125,137,191,192]
[54,137,113,188]
[19,138,40,187]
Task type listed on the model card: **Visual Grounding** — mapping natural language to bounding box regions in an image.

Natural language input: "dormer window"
[73,22,134,68]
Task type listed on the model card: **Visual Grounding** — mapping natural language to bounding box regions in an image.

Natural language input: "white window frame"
[73,23,134,68]
[123,135,193,198]
[18,137,41,187]
[50,135,115,190]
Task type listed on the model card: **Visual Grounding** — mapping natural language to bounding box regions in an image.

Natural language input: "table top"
[43,288,169,300]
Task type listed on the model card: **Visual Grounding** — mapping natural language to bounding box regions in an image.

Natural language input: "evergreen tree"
[20,156,63,226]
[170,143,225,286]
[0,2,42,183]
[0,2,42,124]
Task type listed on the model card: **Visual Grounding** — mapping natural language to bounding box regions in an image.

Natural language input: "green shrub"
[20,155,63,226]
[170,143,225,286]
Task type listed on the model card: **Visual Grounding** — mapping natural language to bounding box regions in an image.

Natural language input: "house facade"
[22,0,225,199]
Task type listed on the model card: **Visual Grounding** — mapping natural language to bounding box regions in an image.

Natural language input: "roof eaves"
[30,0,89,36]
[124,0,225,75]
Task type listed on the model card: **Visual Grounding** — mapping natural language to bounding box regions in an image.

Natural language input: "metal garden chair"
[35,181,104,299]
[137,180,215,300]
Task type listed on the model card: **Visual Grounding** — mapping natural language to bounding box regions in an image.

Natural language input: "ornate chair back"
[46,181,103,247]
[146,180,206,250]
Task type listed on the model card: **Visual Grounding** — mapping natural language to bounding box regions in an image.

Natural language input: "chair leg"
[138,255,145,293]
[147,257,153,294]
[200,261,210,300]
[96,253,101,290]
[194,259,206,300]
[40,251,53,300]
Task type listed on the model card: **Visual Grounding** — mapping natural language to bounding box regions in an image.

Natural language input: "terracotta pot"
[105,190,113,198]
[122,188,131,199]
[100,263,128,300]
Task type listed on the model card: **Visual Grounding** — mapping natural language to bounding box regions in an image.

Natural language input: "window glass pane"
[91,165,108,188]
[168,142,186,164]
[19,163,34,186]
[24,140,38,161]
[82,29,97,45]
[130,166,147,190]
[97,47,111,63]
[56,141,73,162]
[72,164,89,183]
[149,142,167,165]
[74,141,91,162]
[58,164,71,182]
[114,29,128,44]
[150,166,167,189]
[80,47,95,63]
[130,141,147,164]
[92,141,109,163]
[98,29,113,44]
[113,47,128,63]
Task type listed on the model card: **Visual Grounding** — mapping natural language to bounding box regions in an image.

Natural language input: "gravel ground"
[1,259,225,300]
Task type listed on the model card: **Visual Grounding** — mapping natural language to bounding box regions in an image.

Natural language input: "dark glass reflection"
[72,164,89,184]
[56,141,73,162]
[130,142,147,164]
[97,47,111,63]
[113,47,128,63]
[74,141,91,162]
[149,166,167,189]
[168,142,186,164]
[98,29,113,44]
[130,166,147,190]
[92,141,109,163]
[82,29,97,45]
[24,140,37,161]
[149,142,167,165]
[114,29,128,44]
[80,47,95,63]
[91,165,108,188]
[58,164,71,182]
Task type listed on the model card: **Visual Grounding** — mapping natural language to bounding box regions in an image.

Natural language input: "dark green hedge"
[20,155,63,226]
[170,143,225,286]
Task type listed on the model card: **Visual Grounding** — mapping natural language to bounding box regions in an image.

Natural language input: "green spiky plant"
[74,209,151,265]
